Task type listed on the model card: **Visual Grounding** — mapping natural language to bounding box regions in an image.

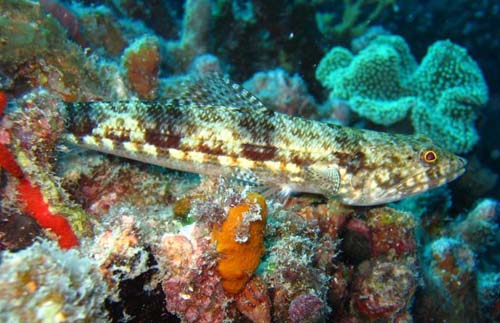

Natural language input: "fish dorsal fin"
[176,73,269,113]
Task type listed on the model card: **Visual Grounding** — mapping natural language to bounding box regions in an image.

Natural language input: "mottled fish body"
[62,75,466,205]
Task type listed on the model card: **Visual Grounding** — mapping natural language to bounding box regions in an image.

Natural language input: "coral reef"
[449,198,499,255]
[40,0,84,45]
[288,293,325,323]
[366,206,416,258]
[400,192,500,321]
[421,238,478,321]
[352,259,416,320]
[477,272,500,322]
[262,200,335,321]
[188,54,223,76]
[0,0,498,322]
[316,34,488,153]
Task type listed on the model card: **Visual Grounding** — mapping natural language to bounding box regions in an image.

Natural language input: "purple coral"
[288,293,325,323]
[352,260,416,320]
[189,54,222,76]
[158,224,228,322]
[243,68,317,117]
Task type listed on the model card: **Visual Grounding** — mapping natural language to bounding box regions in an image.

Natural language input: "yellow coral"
[211,193,267,294]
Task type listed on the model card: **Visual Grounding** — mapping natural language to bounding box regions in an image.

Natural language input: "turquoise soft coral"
[316,35,488,153]
[410,40,488,153]
[316,35,418,126]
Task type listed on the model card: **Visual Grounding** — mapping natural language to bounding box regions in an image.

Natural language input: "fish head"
[337,133,467,206]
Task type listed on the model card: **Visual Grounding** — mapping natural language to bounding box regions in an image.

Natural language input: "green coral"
[410,41,488,153]
[315,0,397,41]
[316,35,417,126]
[316,35,488,153]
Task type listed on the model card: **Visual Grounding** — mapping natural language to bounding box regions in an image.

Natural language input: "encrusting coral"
[123,36,161,100]
[0,0,107,101]
[155,183,268,322]
[236,276,271,323]
[159,224,228,322]
[316,34,488,153]
[422,237,478,321]
[352,259,416,320]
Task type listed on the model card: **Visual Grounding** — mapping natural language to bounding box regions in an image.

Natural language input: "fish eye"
[421,149,437,164]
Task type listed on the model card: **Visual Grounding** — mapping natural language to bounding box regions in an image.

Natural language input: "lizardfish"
[62,74,466,206]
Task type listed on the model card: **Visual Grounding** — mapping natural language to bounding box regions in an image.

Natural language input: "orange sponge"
[211,193,267,294]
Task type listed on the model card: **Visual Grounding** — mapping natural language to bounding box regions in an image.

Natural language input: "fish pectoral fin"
[256,185,292,205]
[305,164,341,195]
[228,169,292,204]
[229,168,263,187]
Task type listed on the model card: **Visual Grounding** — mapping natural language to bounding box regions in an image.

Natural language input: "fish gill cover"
[0,0,499,322]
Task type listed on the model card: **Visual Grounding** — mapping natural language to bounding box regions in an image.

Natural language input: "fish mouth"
[343,157,467,206]
[447,158,467,181]
[362,156,467,206]
[391,156,467,198]
[438,156,467,184]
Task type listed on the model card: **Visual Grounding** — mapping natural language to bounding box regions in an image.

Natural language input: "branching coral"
[316,0,397,41]
[164,0,212,71]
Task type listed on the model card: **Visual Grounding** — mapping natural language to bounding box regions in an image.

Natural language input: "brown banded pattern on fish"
[62,74,466,206]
